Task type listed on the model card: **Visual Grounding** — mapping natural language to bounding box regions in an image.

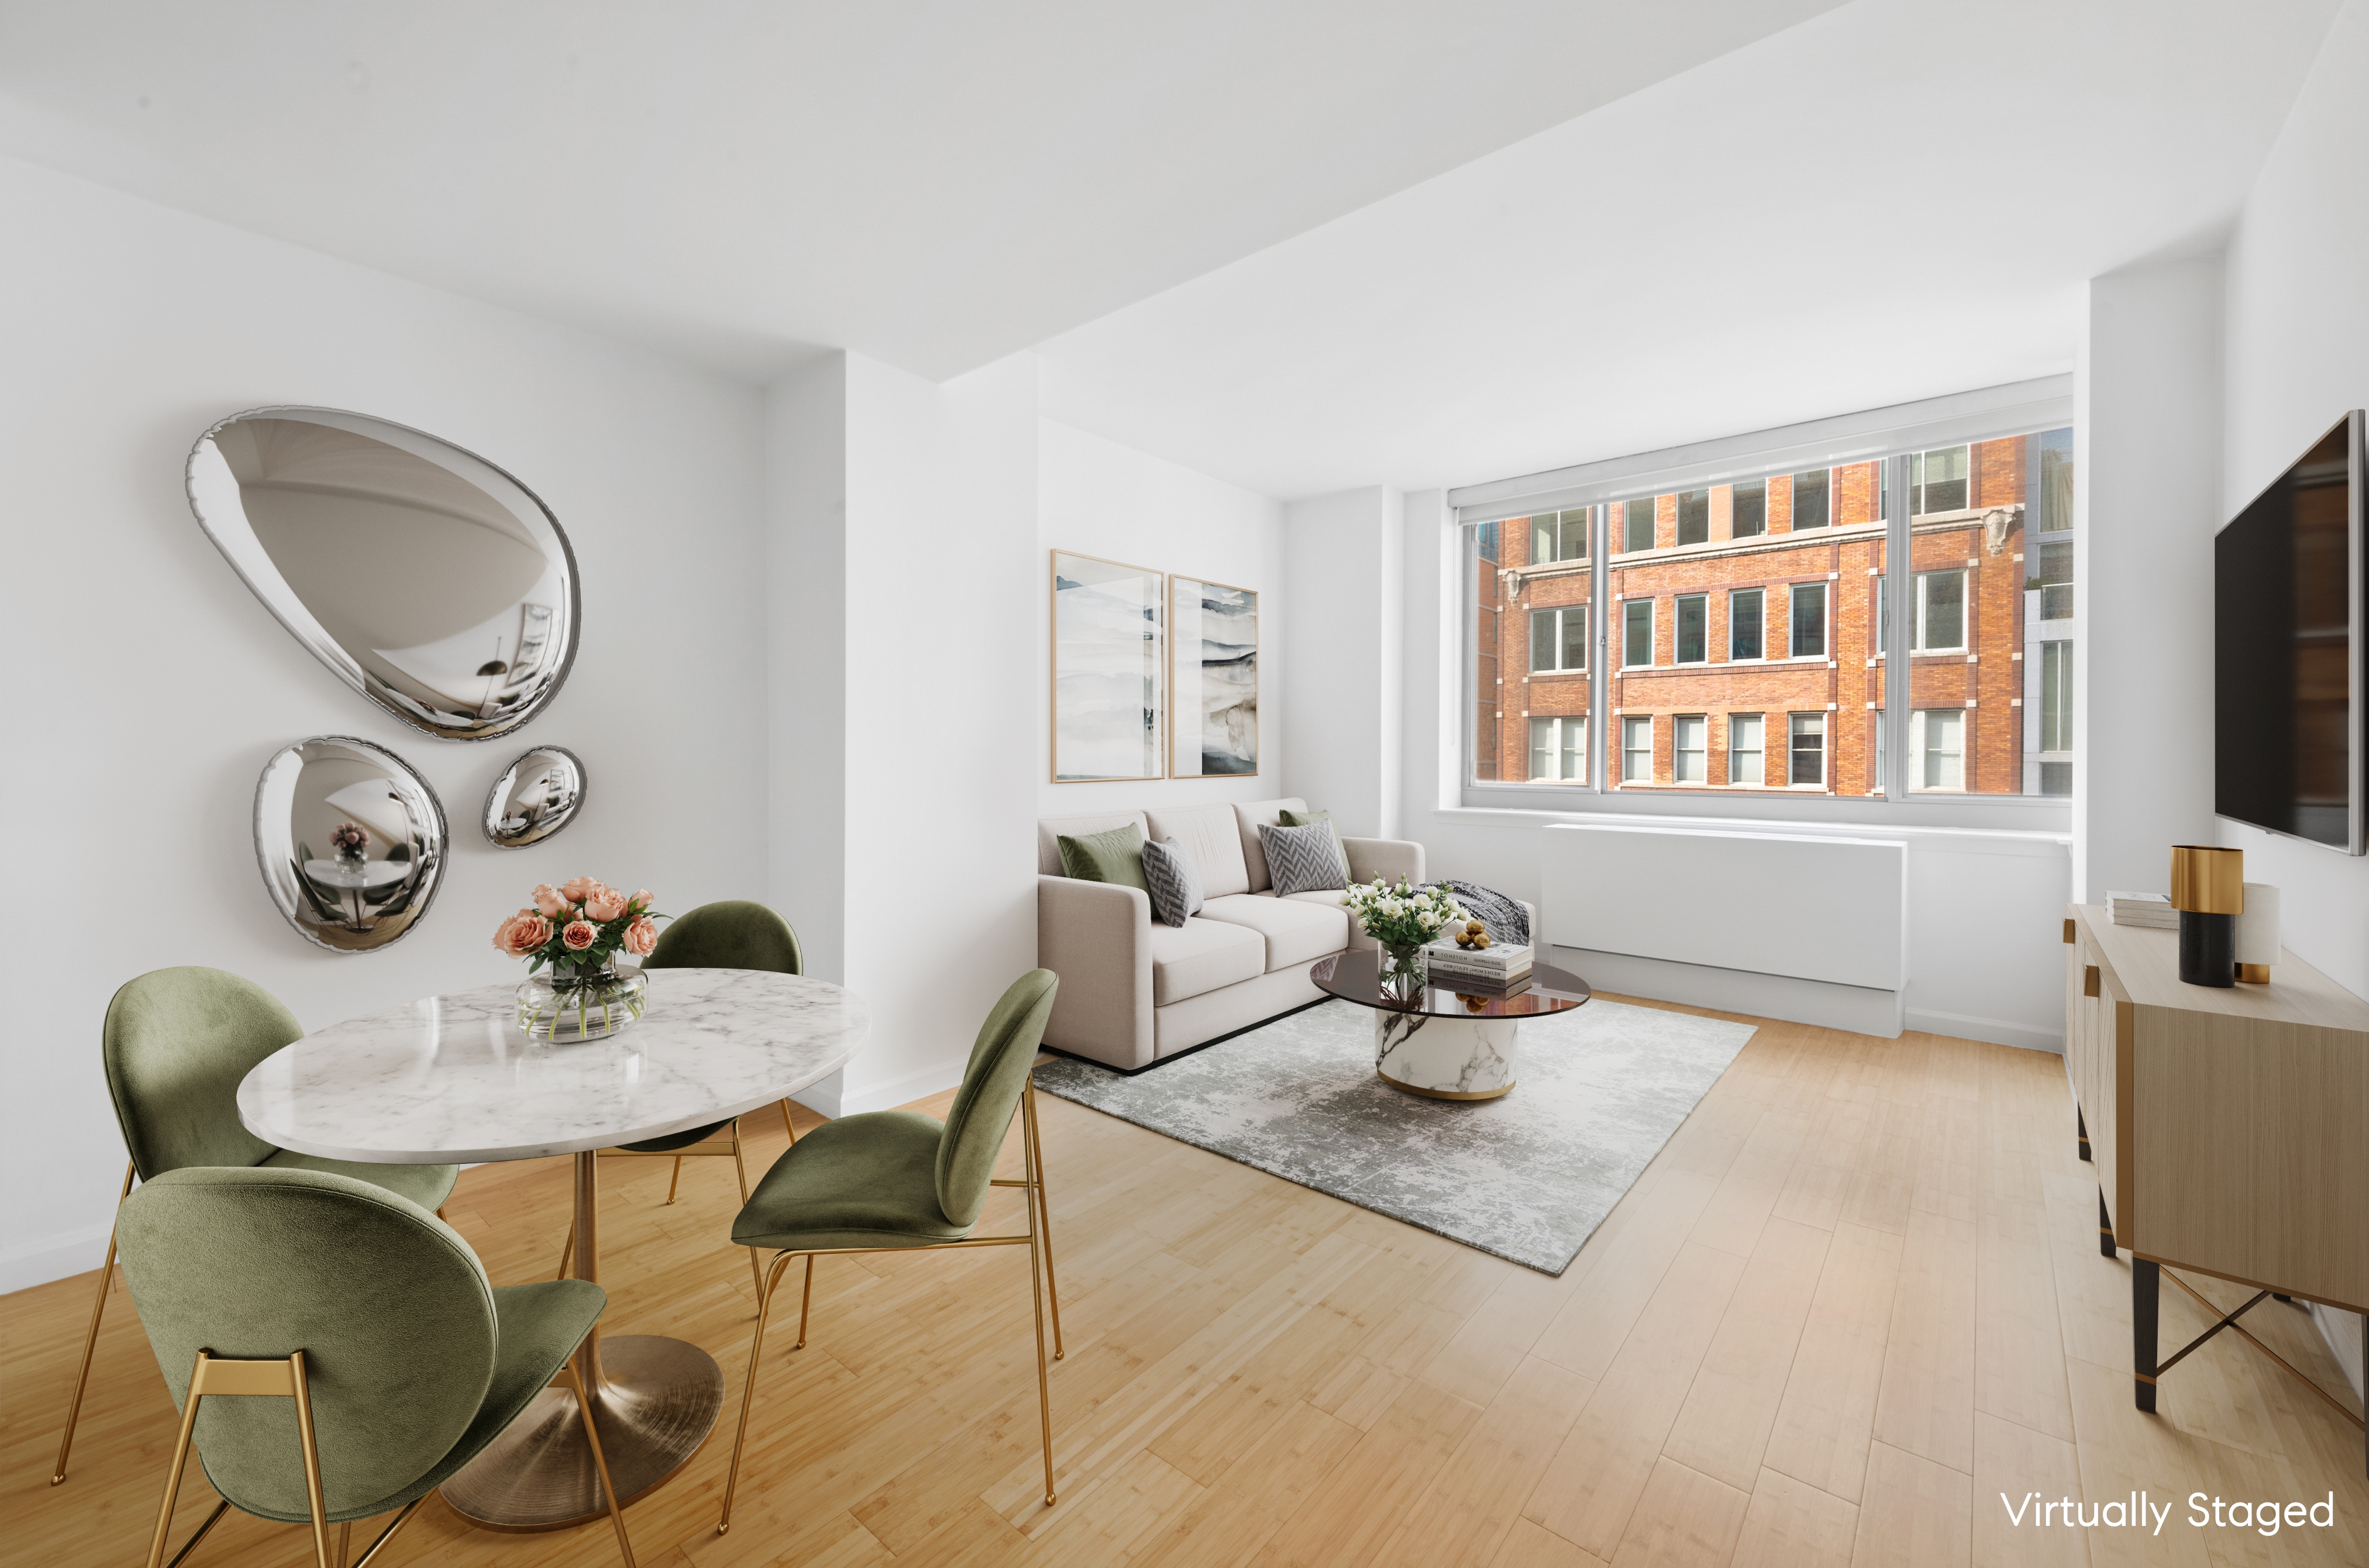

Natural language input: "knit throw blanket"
[1428,878,1531,946]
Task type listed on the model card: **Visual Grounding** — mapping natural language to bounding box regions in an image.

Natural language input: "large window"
[1458,395,2074,808]
[1531,606,1586,673]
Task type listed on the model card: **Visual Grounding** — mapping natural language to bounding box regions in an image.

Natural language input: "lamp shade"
[2169,845,2244,914]
[2234,883,2281,969]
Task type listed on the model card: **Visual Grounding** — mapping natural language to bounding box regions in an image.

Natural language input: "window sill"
[1445,786,2072,845]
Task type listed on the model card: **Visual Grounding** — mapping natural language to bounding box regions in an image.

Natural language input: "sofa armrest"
[1341,836,1425,887]
[1036,876,1155,1071]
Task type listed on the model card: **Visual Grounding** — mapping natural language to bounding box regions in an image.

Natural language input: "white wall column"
[1282,484,1404,838]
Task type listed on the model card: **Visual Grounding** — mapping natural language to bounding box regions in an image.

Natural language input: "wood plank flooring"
[6,995,2364,1567]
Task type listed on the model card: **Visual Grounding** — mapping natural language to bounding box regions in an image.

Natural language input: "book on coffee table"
[1426,940,1533,985]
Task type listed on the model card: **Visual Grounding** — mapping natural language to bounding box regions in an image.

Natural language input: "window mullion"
[1883,453,1910,798]
[1590,502,1609,790]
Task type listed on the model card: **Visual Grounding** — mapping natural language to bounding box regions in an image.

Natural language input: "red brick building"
[1473,430,2074,795]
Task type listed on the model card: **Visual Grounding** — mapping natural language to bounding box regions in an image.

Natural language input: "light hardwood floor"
[6,995,2364,1567]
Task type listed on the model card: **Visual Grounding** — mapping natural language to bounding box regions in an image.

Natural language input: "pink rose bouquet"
[493,878,664,981]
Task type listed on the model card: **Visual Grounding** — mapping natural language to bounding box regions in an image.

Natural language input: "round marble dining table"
[236,966,870,1533]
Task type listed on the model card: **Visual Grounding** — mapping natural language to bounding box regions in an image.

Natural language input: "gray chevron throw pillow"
[1256,820,1349,897]
[1141,836,1204,927]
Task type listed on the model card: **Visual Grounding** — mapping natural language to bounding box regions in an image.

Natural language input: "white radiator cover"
[1541,823,1909,1013]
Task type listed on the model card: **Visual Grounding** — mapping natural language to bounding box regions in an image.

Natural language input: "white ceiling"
[1,0,2342,500]
[1041,0,2347,498]
[0,0,1838,381]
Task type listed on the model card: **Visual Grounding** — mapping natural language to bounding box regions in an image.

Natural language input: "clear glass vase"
[1378,942,1429,1001]
[517,962,648,1042]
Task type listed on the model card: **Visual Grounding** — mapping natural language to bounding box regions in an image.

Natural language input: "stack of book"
[1427,939,1533,987]
[2107,891,2178,931]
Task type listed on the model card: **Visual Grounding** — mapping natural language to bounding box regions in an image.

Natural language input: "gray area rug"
[1032,997,1758,1274]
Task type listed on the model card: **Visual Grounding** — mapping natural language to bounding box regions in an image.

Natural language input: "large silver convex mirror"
[483,746,586,847]
[189,407,580,741]
[255,736,447,952]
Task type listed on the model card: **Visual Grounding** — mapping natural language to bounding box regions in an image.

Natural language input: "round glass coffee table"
[1310,950,1590,1100]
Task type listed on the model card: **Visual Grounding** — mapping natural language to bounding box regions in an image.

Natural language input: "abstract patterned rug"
[1032,997,1757,1274]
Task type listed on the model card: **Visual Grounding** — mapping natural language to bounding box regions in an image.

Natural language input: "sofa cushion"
[1037,811,1148,877]
[1148,918,1265,1005]
[1057,822,1149,891]
[1140,838,1204,927]
[1230,798,1307,893]
[1255,821,1351,897]
[1197,893,1347,973]
[1143,803,1252,898]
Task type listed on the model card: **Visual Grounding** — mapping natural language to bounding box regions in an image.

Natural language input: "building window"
[2034,540,2072,621]
[1621,715,1653,784]
[1789,713,1826,785]
[2038,428,2074,532]
[1912,709,1965,790]
[1732,481,1767,539]
[1623,599,1654,667]
[1914,570,1965,652]
[2039,640,2072,753]
[1530,605,1587,673]
[1790,468,1830,529]
[1673,715,1707,781]
[1530,508,1588,565]
[1529,715,1586,783]
[1729,588,1764,660]
[1677,489,1710,545]
[1912,446,1969,514]
[1675,594,1708,664]
[1729,714,1764,784]
[1789,583,1827,658]
[1621,497,1656,553]
[1873,708,1886,788]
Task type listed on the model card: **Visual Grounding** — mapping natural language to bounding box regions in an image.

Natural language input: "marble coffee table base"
[1374,1011,1518,1100]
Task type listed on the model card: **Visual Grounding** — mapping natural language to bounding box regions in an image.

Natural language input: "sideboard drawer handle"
[2084,964,2101,998]
[2064,917,2076,945]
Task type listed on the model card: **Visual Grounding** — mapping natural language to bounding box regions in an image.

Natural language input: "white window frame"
[1787,581,1829,660]
[1910,444,1971,515]
[1675,488,1711,546]
[1527,714,1588,784]
[1788,712,1827,788]
[1730,478,1768,539]
[1673,714,1708,783]
[1617,496,1657,554]
[1788,467,1833,530]
[1530,604,1588,674]
[1728,712,1765,785]
[1674,593,1710,666]
[1621,598,1655,668]
[1910,707,1968,792]
[1620,714,1654,785]
[1450,375,2072,828]
[1913,568,1968,653]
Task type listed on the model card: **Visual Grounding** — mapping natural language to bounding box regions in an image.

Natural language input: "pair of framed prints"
[1051,550,1257,783]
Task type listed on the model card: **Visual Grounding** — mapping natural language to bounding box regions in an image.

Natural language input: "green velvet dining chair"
[714,969,1065,1535]
[114,1166,636,1568]
[556,900,807,1293]
[51,967,462,1487]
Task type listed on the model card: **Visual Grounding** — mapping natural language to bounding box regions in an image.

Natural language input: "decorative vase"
[1378,942,1429,1001]
[2169,845,2243,988]
[517,960,648,1042]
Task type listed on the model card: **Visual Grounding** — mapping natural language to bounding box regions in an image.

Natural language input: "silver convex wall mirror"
[189,407,580,741]
[483,745,586,848]
[254,736,447,953]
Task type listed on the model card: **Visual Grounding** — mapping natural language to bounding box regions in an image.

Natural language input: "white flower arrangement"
[1341,876,1466,952]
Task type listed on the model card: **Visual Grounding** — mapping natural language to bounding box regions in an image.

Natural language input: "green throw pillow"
[1056,822,1149,891]
[1279,807,1345,862]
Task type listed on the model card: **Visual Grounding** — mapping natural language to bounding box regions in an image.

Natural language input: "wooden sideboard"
[2064,904,2368,1443]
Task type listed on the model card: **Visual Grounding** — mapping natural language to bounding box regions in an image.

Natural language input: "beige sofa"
[1037,797,1425,1070]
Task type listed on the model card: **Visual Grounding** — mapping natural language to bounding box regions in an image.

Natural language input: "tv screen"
[2214,410,2364,853]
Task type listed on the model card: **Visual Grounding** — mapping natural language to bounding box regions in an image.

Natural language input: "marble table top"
[302,859,411,888]
[237,967,870,1164]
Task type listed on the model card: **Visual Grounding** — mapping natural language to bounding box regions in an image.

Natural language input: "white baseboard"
[1,1221,114,1297]
[1904,1007,2065,1054]
[1551,946,1903,1038]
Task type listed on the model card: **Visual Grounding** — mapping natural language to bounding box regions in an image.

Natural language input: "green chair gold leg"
[53,1157,137,1486]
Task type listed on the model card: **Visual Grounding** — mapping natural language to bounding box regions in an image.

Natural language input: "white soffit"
[1039,0,2343,500]
[0,0,1843,382]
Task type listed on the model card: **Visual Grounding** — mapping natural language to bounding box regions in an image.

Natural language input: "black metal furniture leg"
[2077,1105,2091,1162]
[2133,1259,2159,1413]
[2098,1191,2116,1258]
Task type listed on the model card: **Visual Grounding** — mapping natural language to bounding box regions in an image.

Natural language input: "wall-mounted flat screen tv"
[2214,409,2365,854]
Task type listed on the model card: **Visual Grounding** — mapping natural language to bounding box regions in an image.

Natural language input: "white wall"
[1037,419,1286,818]
[1281,487,1407,839]
[2218,0,2369,1402]
[0,159,769,1293]
[2220,0,2369,1005]
[2075,252,2226,905]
